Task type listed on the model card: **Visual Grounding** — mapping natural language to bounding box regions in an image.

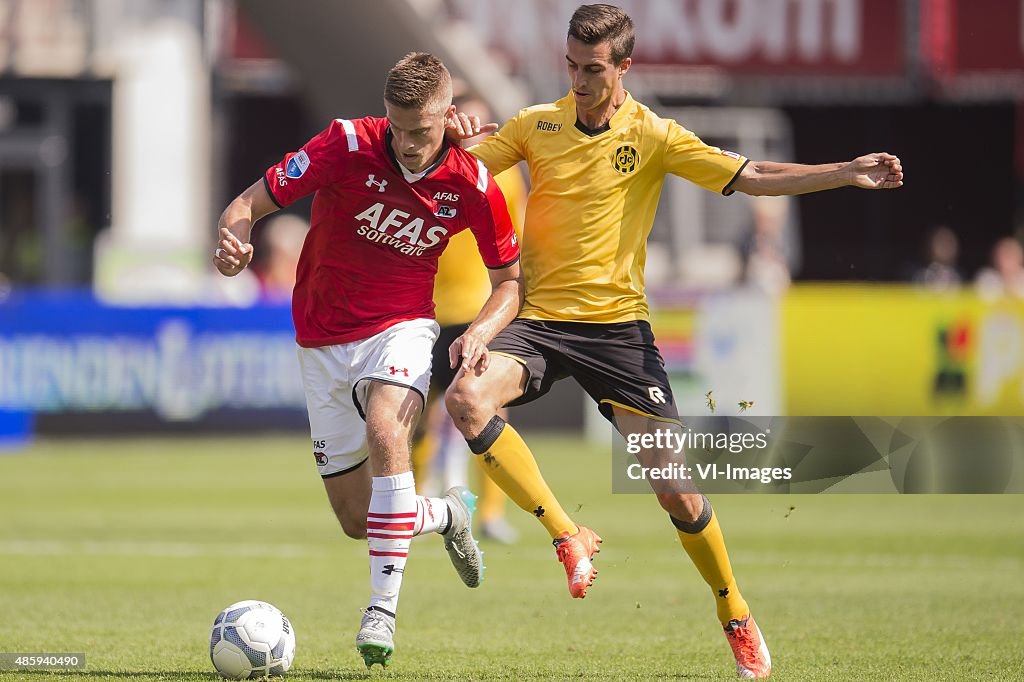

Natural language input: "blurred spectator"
[741,196,792,296]
[912,225,962,292]
[257,214,309,304]
[206,212,304,308]
[205,260,261,307]
[975,237,1024,300]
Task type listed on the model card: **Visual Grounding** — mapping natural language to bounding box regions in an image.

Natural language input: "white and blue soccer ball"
[210,600,296,679]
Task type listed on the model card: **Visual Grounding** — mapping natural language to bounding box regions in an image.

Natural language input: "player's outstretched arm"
[213,179,279,276]
[449,262,523,374]
[731,152,903,196]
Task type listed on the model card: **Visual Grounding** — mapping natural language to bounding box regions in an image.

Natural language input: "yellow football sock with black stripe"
[674,496,750,624]
[474,455,506,523]
[468,416,577,539]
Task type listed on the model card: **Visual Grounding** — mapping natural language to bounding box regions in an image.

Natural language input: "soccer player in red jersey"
[213,53,521,669]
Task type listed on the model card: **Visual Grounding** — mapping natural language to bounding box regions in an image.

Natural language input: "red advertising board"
[953,0,1024,72]
[448,0,907,76]
[923,0,1024,74]
[624,0,906,75]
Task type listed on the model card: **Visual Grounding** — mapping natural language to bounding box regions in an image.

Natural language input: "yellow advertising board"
[783,285,1024,415]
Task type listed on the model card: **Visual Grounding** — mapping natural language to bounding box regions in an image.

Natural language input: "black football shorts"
[488,318,678,422]
[430,323,470,391]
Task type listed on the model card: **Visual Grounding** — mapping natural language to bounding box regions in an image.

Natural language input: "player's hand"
[213,227,254,276]
[847,152,903,190]
[449,329,491,374]
[445,111,499,142]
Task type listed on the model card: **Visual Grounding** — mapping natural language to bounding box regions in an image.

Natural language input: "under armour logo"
[381,564,404,575]
[648,386,666,404]
[719,587,730,598]
[388,366,409,376]
[533,506,545,518]
[366,174,388,192]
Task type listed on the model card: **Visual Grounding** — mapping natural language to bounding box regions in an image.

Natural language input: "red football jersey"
[263,117,520,347]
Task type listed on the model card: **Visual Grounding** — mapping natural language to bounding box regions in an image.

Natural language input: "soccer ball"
[210,600,296,679]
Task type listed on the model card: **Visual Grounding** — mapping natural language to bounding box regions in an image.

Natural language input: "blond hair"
[384,52,453,113]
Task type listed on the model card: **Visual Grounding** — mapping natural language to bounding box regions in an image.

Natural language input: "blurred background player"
[911,225,963,292]
[412,94,526,545]
[255,213,309,304]
[740,196,794,297]
[446,4,903,679]
[213,53,521,669]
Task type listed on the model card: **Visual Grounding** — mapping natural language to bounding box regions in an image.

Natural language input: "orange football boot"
[724,614,772,679]
[553,526,602,598]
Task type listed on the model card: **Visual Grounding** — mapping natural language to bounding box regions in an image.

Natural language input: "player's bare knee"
[445,378,487,428]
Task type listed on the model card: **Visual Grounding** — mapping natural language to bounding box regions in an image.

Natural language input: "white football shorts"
[296,318,439,477]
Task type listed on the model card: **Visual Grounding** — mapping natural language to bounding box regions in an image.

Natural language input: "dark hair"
[384,52,452,112]
[568,4,635,65]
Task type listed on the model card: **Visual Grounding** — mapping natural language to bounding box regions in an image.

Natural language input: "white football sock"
[367,472,416,615]
[414,495,450,535]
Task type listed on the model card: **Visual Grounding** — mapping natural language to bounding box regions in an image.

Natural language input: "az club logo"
[613,145,639,174]
[434,205,457,219]
[313,452,328,466]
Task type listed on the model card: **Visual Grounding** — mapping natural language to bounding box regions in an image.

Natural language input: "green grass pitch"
[0,435,1021,681]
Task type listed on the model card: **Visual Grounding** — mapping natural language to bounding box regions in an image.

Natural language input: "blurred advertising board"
[558,290,783,442]
[651,290,782,416]
[449,0,906,76]
[0,292,307,437]
[783,286,1024,415]
[921,0,1024,99]
[923,0,1024,75]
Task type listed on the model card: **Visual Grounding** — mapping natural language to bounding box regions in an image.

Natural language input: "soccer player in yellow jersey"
[445,4,903,679]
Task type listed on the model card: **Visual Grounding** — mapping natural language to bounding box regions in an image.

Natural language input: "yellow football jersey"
[469,92,747,323]
[433,167,527,327]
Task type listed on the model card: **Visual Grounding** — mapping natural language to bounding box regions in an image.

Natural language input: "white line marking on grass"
[0,539,328,558]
